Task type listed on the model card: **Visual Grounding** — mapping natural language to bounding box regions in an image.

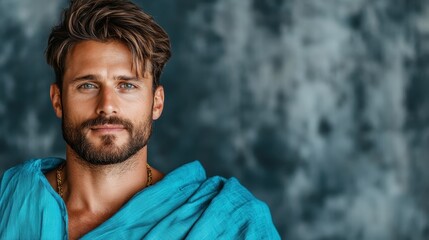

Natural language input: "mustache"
[80,116,133,131]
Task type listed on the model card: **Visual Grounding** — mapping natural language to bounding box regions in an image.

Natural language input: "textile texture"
[0,158,280,239]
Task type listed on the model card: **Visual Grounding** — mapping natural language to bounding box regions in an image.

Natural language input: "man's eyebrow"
[72,74,98,82]
[71,75,142,82]
[114,75,141,81]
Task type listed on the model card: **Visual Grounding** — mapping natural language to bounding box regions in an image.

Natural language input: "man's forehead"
[64,40,152,78]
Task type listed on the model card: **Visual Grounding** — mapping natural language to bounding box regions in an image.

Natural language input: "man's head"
[46,0,171,91]
[46,0,170,166]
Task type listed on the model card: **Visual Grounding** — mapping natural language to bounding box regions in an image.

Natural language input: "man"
[0,0,280,239]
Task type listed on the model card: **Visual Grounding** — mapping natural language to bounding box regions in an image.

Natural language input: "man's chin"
[90,134,128,147]
[64,125,150,166]
[76,146,132,165]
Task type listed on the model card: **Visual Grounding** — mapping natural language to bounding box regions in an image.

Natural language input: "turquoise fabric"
[0,158,280,239]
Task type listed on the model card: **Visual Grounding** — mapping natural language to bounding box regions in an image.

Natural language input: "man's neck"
[44,146,164,239]
[44,145,165,213]
[62,146,153,213]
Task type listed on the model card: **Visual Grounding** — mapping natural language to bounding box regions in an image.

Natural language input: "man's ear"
[50,83,63,118]
[152,86,164,120]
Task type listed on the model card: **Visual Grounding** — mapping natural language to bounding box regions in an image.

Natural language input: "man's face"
[50,40,164,165]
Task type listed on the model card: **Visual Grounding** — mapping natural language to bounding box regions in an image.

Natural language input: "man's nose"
[96,87,119,116]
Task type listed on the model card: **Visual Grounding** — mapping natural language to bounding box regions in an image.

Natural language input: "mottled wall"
[1,0,429,239]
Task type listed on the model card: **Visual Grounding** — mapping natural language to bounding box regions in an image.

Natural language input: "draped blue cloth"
[0,158,280,239]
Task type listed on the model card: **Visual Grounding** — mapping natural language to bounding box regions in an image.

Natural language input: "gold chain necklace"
[56,162,153,198]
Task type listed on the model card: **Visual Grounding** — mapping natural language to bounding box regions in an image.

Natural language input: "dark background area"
[1,0,429,239]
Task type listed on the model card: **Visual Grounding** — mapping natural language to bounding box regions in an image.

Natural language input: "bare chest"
[67,211,113,240]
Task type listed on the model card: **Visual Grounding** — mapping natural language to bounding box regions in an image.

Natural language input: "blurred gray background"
[1,0,429,239]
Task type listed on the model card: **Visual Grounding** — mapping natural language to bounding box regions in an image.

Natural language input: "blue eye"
[120,83,136,89]
[79,83,96,89]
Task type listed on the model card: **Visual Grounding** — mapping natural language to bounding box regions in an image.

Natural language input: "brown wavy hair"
[45,0,171,90]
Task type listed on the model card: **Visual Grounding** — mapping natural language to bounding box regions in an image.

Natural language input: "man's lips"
[90,124,126,133]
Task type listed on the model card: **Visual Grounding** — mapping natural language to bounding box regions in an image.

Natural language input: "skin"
[44,40,164,239]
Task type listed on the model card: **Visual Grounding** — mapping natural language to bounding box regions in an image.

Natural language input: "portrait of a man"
[0,0,280,239]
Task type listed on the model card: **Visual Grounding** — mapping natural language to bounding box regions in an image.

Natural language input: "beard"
[62,114,152,165]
